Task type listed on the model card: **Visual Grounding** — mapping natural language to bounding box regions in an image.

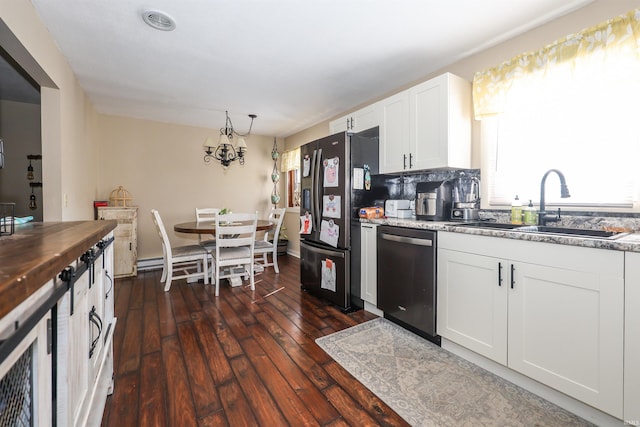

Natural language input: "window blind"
[476,8,640,208]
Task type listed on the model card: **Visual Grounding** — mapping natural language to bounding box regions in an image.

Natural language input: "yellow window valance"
[472,8,640,119]
[280,147,300,172]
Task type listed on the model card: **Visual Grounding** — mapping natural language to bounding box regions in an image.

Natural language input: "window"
[281,148,300,210]
[474,8,640,209]
[287,169,300,208]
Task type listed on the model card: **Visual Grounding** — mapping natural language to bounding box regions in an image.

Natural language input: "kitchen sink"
[454,222,629,239]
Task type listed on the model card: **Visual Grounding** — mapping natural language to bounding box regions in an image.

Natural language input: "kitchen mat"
[316,318,594,427]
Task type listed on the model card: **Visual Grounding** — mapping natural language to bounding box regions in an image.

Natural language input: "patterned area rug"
[316,318,593,427]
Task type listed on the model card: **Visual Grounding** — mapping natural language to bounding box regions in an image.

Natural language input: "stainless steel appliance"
[300,127,379,310]
[450,176,480,221]
[450,206,480,221]
[376,226,439,344]
[415,180,452,221]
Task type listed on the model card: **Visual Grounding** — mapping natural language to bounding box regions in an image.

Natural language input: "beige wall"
[95,114,281,260]
[0,1,98,221]
[283,0,640,253]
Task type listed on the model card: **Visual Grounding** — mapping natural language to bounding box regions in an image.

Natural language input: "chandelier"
[203,110,257,169]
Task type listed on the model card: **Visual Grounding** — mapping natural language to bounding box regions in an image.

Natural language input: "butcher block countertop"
[0,220,117,320]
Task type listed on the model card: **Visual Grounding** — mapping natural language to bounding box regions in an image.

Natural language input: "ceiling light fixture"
[141,10,176,31]
[203,111,257,169]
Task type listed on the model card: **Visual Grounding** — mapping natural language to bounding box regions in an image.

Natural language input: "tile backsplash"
[371,169,480,202]
[367,168,640,231]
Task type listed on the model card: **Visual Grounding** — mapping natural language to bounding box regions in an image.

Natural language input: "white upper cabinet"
[379,91,411,173]
[380,72,471,174]
[409,73,471,170]
[330,72,471,173]
[329,103,381,134]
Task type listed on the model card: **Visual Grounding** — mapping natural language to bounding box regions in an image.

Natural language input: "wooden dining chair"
[195,207,220,247]
[254,208,286,273]
[151,209,209,292]
[211,212,258,296]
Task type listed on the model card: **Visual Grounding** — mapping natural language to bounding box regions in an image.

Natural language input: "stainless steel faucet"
[538,169,570,226]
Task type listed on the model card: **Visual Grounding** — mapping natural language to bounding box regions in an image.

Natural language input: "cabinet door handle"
[510,264,515,289]
[89,306,103,359]
[409,153,413,169]
[105,270,113,299]
[129,242,132,251]
[498,262,503,286]
[403,154,407,169]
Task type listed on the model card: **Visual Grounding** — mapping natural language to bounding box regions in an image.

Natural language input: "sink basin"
[455,222,629,240]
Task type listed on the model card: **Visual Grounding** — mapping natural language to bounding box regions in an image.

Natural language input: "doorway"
[0,46,42,221]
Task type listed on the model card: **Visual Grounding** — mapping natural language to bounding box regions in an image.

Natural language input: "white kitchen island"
[0,220,117,427]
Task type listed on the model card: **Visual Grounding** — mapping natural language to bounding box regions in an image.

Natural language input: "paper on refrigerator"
[321,258,336,292]
[319,219,339,247]
[323,195,341,218]
[300,212,312,234]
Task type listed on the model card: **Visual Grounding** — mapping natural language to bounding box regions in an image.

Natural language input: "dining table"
[173,219,274,287]
[173,219,274,235]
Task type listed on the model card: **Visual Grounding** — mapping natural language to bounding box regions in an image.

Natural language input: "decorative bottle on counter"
[511,195,523,224]
[524,200,537,225]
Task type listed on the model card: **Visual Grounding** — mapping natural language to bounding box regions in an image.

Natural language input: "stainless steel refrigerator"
[299,127,379,310]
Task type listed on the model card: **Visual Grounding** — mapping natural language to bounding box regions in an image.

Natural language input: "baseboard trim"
[137,257,163,271]
[364,301,383,317]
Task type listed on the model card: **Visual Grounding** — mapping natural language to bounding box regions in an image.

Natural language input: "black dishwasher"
[377,226,439,345]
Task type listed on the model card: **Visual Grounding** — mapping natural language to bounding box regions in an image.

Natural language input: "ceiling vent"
[141,10,176,31]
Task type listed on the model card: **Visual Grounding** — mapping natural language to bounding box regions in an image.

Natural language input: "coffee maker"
[416,180,452,221]
[450,176,480,221]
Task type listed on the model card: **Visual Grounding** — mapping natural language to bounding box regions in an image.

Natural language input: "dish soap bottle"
[511,195,523,224]
[524,200,537,225]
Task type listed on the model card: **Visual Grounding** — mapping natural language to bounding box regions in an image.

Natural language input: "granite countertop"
[0,220,117,319]
[361,218,640,253]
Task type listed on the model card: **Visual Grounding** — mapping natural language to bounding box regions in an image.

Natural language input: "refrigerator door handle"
[310,148,317,221]
[314,148,323,230]
[302,241,345,258]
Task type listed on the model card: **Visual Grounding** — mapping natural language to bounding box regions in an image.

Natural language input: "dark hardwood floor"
[101,255,410,426]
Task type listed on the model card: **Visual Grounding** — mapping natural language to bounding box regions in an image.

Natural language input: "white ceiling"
[27,0,594,137]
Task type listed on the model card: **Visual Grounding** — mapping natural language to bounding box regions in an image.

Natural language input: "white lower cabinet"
[438,231,624,418]
[360,223,378,305]
[57,265,90,427]
[437,249,507,363]
[57,232,116,427]
[625,252,640,425]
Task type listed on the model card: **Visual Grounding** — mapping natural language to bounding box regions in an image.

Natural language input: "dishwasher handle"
[379,233,433,247]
